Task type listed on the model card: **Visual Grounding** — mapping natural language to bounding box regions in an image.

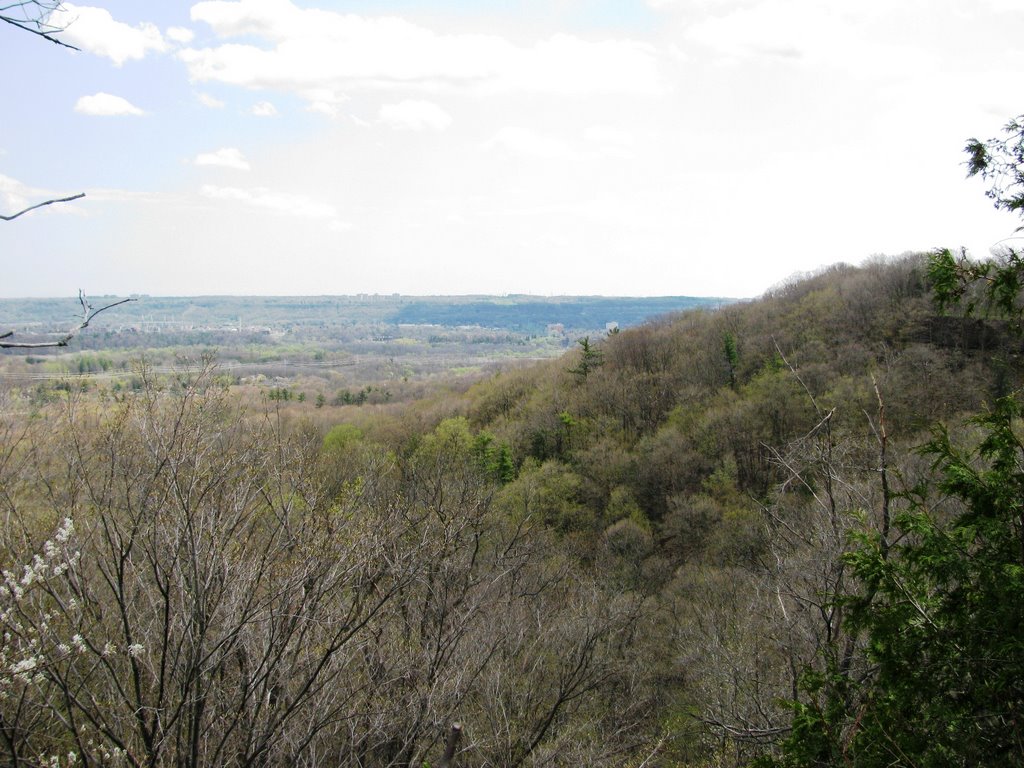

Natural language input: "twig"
[1,2,81,52]
[866,374,891,556]
[700,716,790,743]
[0,292,135,349]
[0,192,85,221]
[773,335,822,418]
[635,735,667,768]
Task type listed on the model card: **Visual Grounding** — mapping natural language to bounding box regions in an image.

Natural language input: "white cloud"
[483,127,574,160]
[584,125,636,158]
[302,88,348,117]
[250,100,278,116]
[985,0,1024,11]
[179,1,663,101]
[51,3,167,66]
[378,100,452,131]
[74,92,145,116]
[166,26,195,44]
[200,184,341,221]
[680,0,939,76]
[682,1,825,60]
[307,102,339,117]
[194,147,250,170]
[197,92,225,108]
[0,174,37,217]
[646,0,750,10]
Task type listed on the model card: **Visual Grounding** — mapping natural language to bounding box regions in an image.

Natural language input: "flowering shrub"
[0,517,93,766]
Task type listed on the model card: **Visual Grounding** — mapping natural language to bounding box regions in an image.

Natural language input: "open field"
[0,293,730,415]
[0,294,727,382]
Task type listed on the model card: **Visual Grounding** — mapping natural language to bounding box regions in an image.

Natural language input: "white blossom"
[55,518,74,544]
[10,657,37,674]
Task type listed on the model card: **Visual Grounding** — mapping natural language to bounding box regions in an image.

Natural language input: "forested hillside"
[3,244,1021,766]
[4,2,1021,764]
[3,103,1023,768]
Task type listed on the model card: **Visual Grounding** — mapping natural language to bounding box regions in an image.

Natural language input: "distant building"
[605,322,619,332]
[547,323,565,335]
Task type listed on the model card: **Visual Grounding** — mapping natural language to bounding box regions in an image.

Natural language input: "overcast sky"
[1,0,1021,298]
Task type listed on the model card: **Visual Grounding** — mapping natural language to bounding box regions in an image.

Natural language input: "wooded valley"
[2,242,1022,766]
[5,3,1022,765]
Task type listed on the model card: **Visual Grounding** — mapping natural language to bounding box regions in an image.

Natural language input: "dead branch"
[700,716,790,744]
[0,291,135,349]
[1,192,85,221]
[864,374,892,557]
[1,1,80,51]
[635,735,667,768]
[772,335,823,419]
[436,722,463,768]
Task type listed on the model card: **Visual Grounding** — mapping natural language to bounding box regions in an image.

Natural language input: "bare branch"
[436,722,463,768]
[699,716,790,744]
[1,192,85,221]
[635,735,667,768]
[1,1,80,51]
[772,335,822,419]
[1,14,79,49]
[0,292,135,349]
[865,374,892,558]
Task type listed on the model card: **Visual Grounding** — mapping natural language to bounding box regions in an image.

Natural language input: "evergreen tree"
[770,113,1024,768]
[771,401,1024,766]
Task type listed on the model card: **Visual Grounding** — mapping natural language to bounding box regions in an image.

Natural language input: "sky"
[0,0,1022,298]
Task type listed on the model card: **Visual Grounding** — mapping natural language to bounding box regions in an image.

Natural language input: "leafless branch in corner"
[1,192,85,221]
[0,291,135,349]
[1,1,80,50]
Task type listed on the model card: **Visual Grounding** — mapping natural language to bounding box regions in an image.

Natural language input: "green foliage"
[768,116,1024,768]
[414,416,475,462]
[964,115,1024,222]
[268,386,292,401]
[322,422,364,457]
[73,352,115,373]
[568,336,604,381]
[495,458,593,533]
[723,331,739,389]
[605,485,646,527]
[928,246,1024,324]
[771,396,1024,767]
[472,429,517,483]
[928,117,1024,332]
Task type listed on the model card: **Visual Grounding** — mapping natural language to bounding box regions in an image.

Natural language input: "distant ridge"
[388,296,731,331]
[0,295,734,334]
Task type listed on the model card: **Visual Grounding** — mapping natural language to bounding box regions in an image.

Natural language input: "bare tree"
[0,363,657,767]
[0,291,134,349]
